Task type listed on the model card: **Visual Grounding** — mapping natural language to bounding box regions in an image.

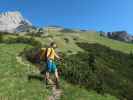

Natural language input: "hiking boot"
[55,80,60,89]
[45,79,48,85]
[56,83,60,89]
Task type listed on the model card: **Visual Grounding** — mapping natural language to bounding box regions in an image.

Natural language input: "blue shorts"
[46,59,57,73]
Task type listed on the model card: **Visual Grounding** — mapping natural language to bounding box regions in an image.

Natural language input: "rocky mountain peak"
[0,11,32,33]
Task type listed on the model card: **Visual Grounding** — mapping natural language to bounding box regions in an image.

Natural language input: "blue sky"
[0,0,133,34]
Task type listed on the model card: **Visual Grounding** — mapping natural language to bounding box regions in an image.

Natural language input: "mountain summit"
[0,11,32,33]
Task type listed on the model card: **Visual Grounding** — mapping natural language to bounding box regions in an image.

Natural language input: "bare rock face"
[0,11,32,33]
[107,31,133,42]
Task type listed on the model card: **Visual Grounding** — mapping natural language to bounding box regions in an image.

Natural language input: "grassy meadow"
[0,30,133,100]
[0,43,118,100]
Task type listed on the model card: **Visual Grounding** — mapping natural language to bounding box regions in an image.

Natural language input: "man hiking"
[45,42,61,88]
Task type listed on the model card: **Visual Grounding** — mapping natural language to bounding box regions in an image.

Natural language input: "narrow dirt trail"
[16,56,30,67]
[48,85,62,100]
[16,56,63,100]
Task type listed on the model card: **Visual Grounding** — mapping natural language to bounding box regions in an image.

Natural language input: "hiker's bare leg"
[46,72,53,84]
[55,69,60,88]
[55,69,59,81]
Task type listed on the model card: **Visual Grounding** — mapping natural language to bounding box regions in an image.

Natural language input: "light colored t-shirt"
[47,48,58,60]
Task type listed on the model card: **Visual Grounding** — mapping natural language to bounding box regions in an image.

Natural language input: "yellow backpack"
[39,48,47,61]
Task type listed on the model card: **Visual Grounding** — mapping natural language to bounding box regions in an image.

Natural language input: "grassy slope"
[95,34,133,53]
[0,43,118,100]
[38,31,133,54]
[0,44,50,100]
[1,31,133,100]
[60,80,118,100]
[75,32,133,53]
[3,30,133,54]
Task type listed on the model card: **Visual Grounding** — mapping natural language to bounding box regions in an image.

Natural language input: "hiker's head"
[50,42,57,48]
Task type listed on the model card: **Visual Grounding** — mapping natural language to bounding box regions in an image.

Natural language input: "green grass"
[35,31,133,54]
[61,80,118,100]
[60,43,133,100]
[95,34,133,53]
[2,31,133,54]
[0,43,118,100]
[0,44,50,100]
[1,31,133,100]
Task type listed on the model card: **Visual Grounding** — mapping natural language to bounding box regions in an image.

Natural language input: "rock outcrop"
[0,11,32,33]
[107,31,133,42]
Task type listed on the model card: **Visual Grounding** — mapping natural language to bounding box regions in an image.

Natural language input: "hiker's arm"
[54,51,60,59]
[55,53,60,59]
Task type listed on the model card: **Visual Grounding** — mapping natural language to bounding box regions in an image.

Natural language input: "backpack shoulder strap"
[47,48,53,58]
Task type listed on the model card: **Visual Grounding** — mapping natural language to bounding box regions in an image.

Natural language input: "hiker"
[45,42,61,88]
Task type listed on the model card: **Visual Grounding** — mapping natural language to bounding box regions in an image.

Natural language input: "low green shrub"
[3,36,42,47]
[64,38,69,43]
[60,43,133,100]
[23,42,133,100]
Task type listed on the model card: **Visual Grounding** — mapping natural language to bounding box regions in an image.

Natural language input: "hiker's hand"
[57,57,62,60]
[59,58,64,61]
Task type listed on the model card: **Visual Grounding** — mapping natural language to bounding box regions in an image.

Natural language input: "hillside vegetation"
[0,44,118,100]
[61,43,133,100]
[1,29,133,54]
[0,29,133,100]
[0,44,50,99]
[23,42,133,100]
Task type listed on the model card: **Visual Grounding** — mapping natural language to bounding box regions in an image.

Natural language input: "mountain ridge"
[0,11,32,33]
